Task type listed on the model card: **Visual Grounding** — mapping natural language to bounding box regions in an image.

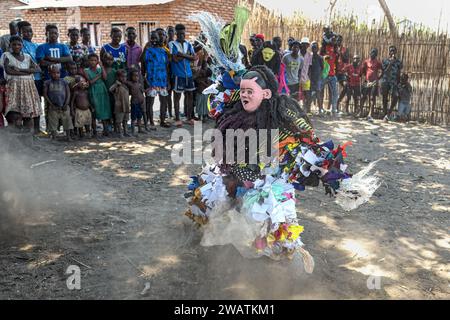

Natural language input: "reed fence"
[242,5,450,126]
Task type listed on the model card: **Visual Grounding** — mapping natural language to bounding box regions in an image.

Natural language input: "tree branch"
[378,0,399,44]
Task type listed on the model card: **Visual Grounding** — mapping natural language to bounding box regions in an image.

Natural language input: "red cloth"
[332,141,352,158]
[336,62,345,75]
[361,58,382,82]
[277,62,289,95]
[336,47,348,75]
[323,45,337,77]
[343,64,362,87]
[255,34,265,41]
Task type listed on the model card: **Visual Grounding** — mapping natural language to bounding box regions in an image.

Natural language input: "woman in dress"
[0,36,41,131]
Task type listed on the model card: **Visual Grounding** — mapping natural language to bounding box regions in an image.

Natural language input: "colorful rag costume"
[185,9,380,273]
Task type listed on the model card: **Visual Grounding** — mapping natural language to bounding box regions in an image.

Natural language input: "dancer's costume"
[184,8,380,273]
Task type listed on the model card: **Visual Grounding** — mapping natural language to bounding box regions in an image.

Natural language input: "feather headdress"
[189,6,250,78]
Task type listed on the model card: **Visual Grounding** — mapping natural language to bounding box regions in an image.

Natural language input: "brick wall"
[0,0,24,35]
[80,0,240,46]
[169,0,239,36]
[20,0,247,45]
[23,7,76,43]
[80,3,175,46]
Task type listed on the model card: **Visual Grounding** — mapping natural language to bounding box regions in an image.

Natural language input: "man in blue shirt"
[381,45,403,121]
[36,24,73,80]
[169,24,196,127]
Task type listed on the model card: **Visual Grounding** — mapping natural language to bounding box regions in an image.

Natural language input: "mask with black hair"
[240,66,278,112]
[243,66,278,95]
[216,64,312,167]
[240,71,273,113]
[218,65,309,130]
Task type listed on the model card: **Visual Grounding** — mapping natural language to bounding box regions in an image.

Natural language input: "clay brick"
[0,0,25,32]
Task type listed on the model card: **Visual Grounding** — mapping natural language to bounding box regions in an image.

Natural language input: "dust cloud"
[0,132,108,242]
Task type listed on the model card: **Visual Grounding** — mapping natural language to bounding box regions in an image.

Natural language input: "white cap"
[301,37,310,44]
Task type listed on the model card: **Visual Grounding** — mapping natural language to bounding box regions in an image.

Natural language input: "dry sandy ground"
[0,116,449,300]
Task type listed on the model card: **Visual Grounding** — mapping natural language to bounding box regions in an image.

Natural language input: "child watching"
[128,68,146,136]
[309,41,324,114]
[43,64,72,141]
[317,55,330,115]
[64,61,79,137]
[109,69,131,137]
[397,73,412,123]
[100,27,127,71]
[67,27,88,70]
[343,54,362,115]
[142,31,170,128]
[18,21,44,135]
[36,24,73,131]
[70,76,92,139]
[103,53,117,133]
[169,24,196,127]
[125,27,142,70]
[64,61,78,89]
[82,53,112,137]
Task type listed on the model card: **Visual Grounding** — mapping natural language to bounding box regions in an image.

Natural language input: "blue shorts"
[172,76,196,93]
[337,74,347,82]
[310,78,322,92]
[398,101,411,116]
[131,103,143,121]
[381,81,399,97]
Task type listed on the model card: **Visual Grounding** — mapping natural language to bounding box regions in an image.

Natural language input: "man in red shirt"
[343,55,362,115]
[360,48,382,121]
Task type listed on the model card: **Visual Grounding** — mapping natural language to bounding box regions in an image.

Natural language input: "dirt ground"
[0,115,449,300]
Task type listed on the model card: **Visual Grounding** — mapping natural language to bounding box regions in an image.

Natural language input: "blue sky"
[257,0,449,31]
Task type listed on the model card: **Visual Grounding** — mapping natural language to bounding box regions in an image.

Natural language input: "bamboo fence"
[242,5,450,126]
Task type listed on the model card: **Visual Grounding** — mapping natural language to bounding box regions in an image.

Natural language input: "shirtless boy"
[71,76,92,138]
